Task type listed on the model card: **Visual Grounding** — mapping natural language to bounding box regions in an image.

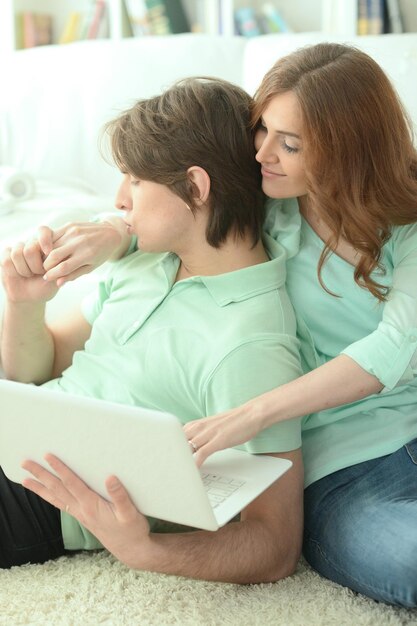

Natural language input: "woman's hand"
[22,454,151,568]
[184,400,266,466]
[40,218,131,287]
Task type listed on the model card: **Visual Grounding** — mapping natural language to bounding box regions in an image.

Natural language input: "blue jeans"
[303,438,417,607]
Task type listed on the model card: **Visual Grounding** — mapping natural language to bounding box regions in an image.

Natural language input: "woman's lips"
[261,167,286,178]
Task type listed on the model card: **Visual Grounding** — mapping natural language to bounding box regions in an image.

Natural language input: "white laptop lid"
[0,379,292,531]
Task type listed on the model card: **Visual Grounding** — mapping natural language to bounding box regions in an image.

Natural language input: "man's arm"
[1,240,92,383]
[22,448,303,584]
[139,449,303,583]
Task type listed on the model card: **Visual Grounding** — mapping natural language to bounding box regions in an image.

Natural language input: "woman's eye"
[281,140,299,154]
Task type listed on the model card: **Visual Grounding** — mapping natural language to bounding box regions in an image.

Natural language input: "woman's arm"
[185,353,382,465]
[185,223,417,465]
[340,224,417,390]
[40,216,133,286]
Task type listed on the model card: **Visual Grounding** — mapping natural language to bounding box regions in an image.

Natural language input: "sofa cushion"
[0,35,246,196]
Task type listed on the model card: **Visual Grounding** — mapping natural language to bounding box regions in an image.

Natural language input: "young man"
[0,78,303,583]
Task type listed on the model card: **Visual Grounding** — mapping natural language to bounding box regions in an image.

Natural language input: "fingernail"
[108,478,120,490]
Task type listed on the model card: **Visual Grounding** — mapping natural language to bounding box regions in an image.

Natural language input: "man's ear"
[186,166,210,205]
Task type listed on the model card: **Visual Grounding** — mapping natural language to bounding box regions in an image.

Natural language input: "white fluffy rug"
[0,551,416,626]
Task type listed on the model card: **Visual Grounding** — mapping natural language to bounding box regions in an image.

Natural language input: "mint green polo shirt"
[264,197,417,487]
[44,233,303,549]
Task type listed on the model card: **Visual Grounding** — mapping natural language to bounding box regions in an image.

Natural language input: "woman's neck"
[297,196,360,267]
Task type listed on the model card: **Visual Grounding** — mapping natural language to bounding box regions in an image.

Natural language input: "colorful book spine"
[34,14,53,45]
[20,12,53,48]
[22,12,37,48]
[367,0,384,34]
[124,0,150,36]
[234,7,261,38]
[260,3,292,34]
[14,13,24,49]
[59,12,82,44]
[357,0,369,34]
[145,0,190,35]
[87,0,107,39]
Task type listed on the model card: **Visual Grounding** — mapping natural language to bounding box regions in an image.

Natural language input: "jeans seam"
[405,444,417,465]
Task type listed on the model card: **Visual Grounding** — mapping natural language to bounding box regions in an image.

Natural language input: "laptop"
[0,379,292,531]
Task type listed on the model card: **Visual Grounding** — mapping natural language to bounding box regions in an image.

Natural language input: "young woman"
[26,43,417,606]
[187,42,417,607]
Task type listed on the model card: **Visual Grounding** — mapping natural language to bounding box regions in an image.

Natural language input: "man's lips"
[261,167,286,178]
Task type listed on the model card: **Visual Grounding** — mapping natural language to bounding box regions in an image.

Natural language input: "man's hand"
[1,240,59,303]
[22,449,303,583]
[22,454,152,568]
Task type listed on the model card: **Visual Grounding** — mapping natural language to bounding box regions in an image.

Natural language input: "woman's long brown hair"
[252,43,417,300]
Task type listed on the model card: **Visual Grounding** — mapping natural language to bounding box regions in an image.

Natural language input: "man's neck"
[175,236,268,282]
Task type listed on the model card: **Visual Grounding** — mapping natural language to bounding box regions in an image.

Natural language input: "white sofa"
[1,31,417,319]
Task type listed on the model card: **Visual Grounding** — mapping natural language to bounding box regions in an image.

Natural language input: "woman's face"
[254,91,308,199]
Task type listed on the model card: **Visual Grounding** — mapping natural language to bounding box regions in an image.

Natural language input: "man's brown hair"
[104,77,263,247]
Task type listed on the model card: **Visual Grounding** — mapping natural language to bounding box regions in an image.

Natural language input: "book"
[19,12,53,48]
[124,0,150,36]
[15,13,24,50]
[86,0,108,39]
[357,0,369,34]
[260,3,292,34]
[33,14,53,46]
[145,0,190,35]
[22,12,36,48]
[386,0,404,32]
[79,0,95,39]
[234,7,262,38]
[59,12,83,44]
[367,0,384,34]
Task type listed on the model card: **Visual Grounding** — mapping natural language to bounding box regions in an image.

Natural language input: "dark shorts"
[0,466,66,568]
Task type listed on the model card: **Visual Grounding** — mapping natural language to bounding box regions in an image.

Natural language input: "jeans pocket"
[405,438,417,465]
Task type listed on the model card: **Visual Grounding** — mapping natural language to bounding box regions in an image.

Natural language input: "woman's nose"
[255,134,278,164]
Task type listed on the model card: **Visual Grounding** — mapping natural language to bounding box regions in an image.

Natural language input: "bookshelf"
[0,1,414,56]
[321,0,417,36]
[0,0,323,55]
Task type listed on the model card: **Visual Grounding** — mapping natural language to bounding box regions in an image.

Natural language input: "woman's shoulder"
[263,196,301,259]
[386,221,417,264]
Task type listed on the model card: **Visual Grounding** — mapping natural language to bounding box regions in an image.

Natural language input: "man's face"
[115,174,195,254]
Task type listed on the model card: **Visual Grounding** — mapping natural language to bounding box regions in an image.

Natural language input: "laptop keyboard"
[201,473,246,508]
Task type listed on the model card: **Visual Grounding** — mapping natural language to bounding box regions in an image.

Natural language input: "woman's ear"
[186,166,210,205]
